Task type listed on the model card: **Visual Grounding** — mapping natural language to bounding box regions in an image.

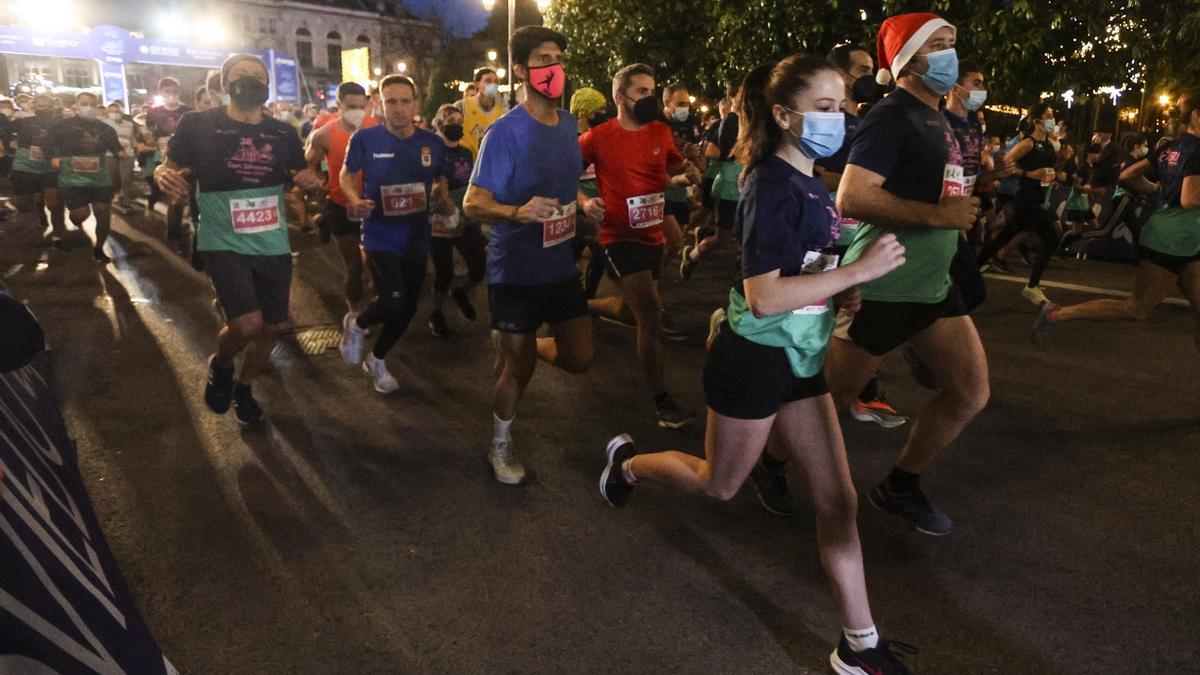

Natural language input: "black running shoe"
[748,456,795,516]
[599,433,638,507]
[1031,302,1058,345]
[428,310,448,337]
[450,286,476,321]
[903,345,938,390]
[868,478,952,536]
[985,256,1013,274]
[830,636,918,675]
[232,383,264,425]
[679,244,697,280]
[203,355,234,414]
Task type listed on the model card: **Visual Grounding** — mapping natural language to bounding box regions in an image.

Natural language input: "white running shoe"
[362,353,398,394]
[1021,285,1051,306]
[488,438,526,485]
[340,311,365,364]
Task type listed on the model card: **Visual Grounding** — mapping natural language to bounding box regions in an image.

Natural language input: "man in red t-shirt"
[579,63,699,429]
[305,82,379,315]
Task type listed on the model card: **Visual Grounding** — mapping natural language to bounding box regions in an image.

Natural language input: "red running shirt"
[579,118,683,246]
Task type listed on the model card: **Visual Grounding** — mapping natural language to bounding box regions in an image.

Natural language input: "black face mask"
[228,77,270,109]
[851,75,883,104]
[443,123,464,142]
[629,94,662,125]
[587,111,609,128]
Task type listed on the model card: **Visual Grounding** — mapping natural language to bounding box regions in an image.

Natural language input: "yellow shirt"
[461,95,506,159]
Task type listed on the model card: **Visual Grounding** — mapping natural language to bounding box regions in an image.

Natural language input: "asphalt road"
[2,205,1197,674]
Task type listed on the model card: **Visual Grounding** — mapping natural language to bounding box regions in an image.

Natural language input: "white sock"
[844,625,879,652]
[493,413,513,443]
[621,458,637,485]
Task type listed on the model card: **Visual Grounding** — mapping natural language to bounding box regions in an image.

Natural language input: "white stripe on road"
[983,273,1190,307]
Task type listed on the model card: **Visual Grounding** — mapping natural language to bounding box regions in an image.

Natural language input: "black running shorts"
[202,251,293,325]
[602,241,663,280]
[843,286,968,357]
[488,275,589,334]
[704,328,829,420]
[1139,245,1200,277]
[322,199,361,238]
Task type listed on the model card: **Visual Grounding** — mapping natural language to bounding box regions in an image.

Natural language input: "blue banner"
[0,23,268,69]
[0,355,173,674]
[269,50,299,103]
[100,62,127,106]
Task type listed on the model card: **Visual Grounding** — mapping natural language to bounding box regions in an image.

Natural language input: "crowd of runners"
[3,10,1197,674]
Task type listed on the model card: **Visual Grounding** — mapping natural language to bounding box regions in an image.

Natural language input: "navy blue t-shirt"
[944,108,983,180]
[847,87,958,205]
[470,105,581,286]
[736,155,839,284]
[1147,132,1200,208]
[344,125,445,255]
[815,112,861,176]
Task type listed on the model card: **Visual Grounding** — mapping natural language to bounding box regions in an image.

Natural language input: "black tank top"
[1016,135,1057,202]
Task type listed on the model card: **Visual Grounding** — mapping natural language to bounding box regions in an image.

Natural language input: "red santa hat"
[874,12,956,86]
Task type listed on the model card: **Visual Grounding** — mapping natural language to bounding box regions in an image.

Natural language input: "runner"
[337,74,453,392]
[826,13,987,537]
[679,81,742,277]
[459,67,506,160]
[661,81,701,257]
[145,77,193,247]
[304,81,378,315]
[1033,87,1200,350]
[102,100,138,213]
[599,54,916,673]
[975,102,1063,306]
[463,26,596,484]
[427,102,486,337]
[46,91,126,263]
[568,87,608,299]
[580,63,698,428]
[1059,144,1101,252]
[154,54,322,425]
[8,94,67,244]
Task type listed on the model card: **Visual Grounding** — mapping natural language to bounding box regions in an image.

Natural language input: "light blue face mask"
[1042,118,1058,135]
[786,109,845,159]
[920,48,959,95]
[484,83,499,97]
[963,89,987,112]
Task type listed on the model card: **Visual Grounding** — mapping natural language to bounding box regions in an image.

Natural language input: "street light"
[537,0,551,10]
[373,67,382,76]
[1158,93,1171,106]
[482,0,495,10]
[487,50,498,62]
[397,62,407,73]
[496,68,506,79]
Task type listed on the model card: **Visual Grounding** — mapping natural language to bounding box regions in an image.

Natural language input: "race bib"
[431,210,463,238]
[28,145,43,161]
[963,174,977,196]
[157,136,170,156]
[229,195,281,234]
[542,201,576,248]
[381,182,427,217]
[626,192,665,229]
[941,164,966,198]
[794,250,840,315]
[71,156,101,173]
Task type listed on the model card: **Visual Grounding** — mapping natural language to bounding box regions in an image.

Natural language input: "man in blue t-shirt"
[464,26,603,485]
[338,74,454,395]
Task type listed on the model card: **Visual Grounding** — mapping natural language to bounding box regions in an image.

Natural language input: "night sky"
[402,0,490,36]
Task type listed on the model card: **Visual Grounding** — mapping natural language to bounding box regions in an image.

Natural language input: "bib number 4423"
[229,195,281,234]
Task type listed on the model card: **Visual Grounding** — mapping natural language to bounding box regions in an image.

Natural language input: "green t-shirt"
[665,185,687,202]
[11,146,52,174]
[579,177,599,199]
[726,288,835,378]
[46,117,122,188]
[711,160,743,202]
[1139,206,1200,257]
[10,116,56,174]
[197,185,291,256]
[843,224,958,303]
[58,154,111,188]
[1065,188,1090,211]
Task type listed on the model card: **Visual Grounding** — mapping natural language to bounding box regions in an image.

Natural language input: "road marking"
[983,273,1189,307]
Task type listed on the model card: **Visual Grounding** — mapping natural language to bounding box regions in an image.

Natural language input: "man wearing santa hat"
[827,12,986,538]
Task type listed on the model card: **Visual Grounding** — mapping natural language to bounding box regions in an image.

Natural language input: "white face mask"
[76,105,95,119]
[108,111,123,121]
[219,93,231,106]
[1134,146,1149,158]
[342,108,367,128]
[672,106,689,122]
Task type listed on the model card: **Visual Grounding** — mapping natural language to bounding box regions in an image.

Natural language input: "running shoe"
[903,345,938,390]
[599,433,638,507]
[1031,302,1059,345]
[1021,285,1052,306]
[748,456,795,516]
[983,256,1013,274]
[339,311,365,364]
[868,478,952,536]
[656,395,693,429]
[830,636,918,675]
[92,247,112,264]
[679,244,697,280]
[428,310,449,338]
[203,355,234,415]
[362,353,399,394]
[232,384,264,426]
[450,286,477,321]
[851,400,909,429]
[706,307,726,350]
[488,438,526,485]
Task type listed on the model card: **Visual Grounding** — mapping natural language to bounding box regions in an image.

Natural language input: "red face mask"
[526,63,565,100]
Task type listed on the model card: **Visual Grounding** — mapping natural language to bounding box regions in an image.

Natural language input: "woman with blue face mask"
[977,102,1064,306]
[598,55,918,674]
